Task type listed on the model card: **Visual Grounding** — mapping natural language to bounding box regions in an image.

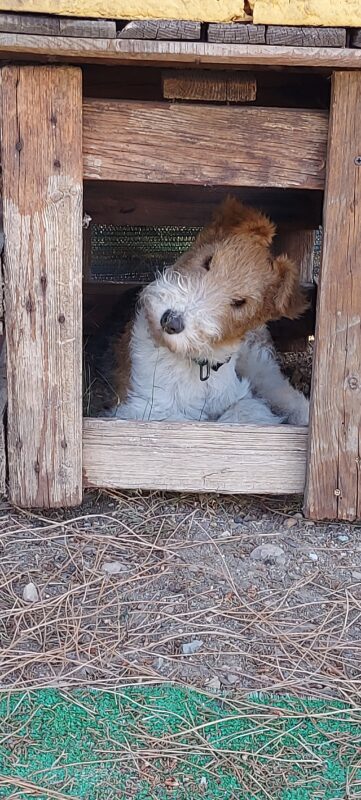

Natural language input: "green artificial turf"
[0,687,360,799]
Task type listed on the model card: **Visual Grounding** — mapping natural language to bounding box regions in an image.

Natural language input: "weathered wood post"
[1,66,83,507]
[305,71,361,520]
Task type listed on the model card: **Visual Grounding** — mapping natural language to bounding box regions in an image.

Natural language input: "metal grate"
[91,224,201,283]
[90,223,323,283]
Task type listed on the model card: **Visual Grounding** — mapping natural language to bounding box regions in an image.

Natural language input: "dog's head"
[141,198,308,361]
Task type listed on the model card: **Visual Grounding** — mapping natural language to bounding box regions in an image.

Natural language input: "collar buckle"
[199,359,211,382]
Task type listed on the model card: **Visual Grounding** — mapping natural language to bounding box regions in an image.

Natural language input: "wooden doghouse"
[0,5,360,520]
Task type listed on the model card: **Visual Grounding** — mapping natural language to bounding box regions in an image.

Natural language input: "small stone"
[199,776,208,791]
[182,639,203,655]
[22,582,39,603]
[308,552,318,562]
[294,513,303,519]
[352,571,361,581]
[225,673,238,685]
[250,544,286,565]
[285,517,298,528]
[206,676,221,691]
[337,534,349,543]
[102,561,125,575]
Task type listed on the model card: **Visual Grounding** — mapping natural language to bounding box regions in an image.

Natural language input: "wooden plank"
[83,100,328,189]
[254,0,361,27]
[275,229,316,283]
[304,72,361,522]
[83,419,307,494]
[59,18,116,37]
[0,11,59,34]
[266,26,346,48]
[350,30,361,48]
[118,20,201,40]
[208,24,265,44]
[1,65,83,508]
[1,36,361,70]
[162,69,257,102]
[84,181,323,229]
[0,343,7,496]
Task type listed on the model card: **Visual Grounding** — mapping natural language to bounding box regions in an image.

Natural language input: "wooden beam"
[304,72,361,521]
[208,24,265,44]
[1,65,83,508]
[118,20,201,40]
[162,69,257,102]
[266,26,346,48]
[83,419,308,494]
[0,11,59,34]
[83,100,328,189]
[84,181,323,229]
[0,36,361,70]
[59,18,116,37]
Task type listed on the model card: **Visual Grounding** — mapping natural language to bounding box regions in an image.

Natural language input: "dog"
[109,198,310,426]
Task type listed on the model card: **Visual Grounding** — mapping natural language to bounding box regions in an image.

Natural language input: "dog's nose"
[160,309,185,334]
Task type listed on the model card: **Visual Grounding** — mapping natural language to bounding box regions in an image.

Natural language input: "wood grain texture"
[0,344,7,496]
[84,181,323,229]
[350,30,361,49]
[208,24,265,43]
[118,20,200,40]
[1,65,83,508]
[83,419,307,494]
[162,69,257,102]
[275,229,316,283]
[266,26,346,48]
[0,36,361,70]
[304,72,361,522]
[83,100,328,189]
[0,11,59,33]
[59,18,116,37]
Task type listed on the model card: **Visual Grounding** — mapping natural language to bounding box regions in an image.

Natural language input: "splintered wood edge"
[83,419,308,494]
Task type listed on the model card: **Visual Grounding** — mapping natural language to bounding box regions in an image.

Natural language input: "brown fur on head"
[141,197,308,360]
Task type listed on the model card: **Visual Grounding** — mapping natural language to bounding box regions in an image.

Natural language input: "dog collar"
[195,357,231,382]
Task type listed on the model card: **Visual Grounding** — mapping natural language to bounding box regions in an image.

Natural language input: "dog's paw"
[286,395,310,427]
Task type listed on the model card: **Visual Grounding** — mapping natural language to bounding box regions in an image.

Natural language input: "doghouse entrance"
[79,63,329,497]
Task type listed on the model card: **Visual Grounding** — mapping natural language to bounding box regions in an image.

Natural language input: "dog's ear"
[213,197,276,245]
[272,254,309,319]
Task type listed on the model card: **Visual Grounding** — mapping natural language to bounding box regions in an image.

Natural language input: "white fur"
[110,307,309,426]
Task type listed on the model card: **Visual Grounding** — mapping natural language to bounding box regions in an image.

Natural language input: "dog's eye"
[203,255,212,271]
[231,298,246,308]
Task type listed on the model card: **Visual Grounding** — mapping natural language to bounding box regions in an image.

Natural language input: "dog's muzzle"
[160,309,185,335]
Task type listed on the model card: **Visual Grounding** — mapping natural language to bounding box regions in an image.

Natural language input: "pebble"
[199,777,208,791]
[182,639,203,655]
[337,534,349,543]
[285,518,298,528]
[22,582,39,603]
[250,544,286,565]
[352,571,361,581]
[308,552,318,562]
[225,673,238,685]
[101,560,125,575]
[206,676,221,691]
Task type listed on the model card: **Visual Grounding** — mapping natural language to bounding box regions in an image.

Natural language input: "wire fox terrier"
[110,198,310,426]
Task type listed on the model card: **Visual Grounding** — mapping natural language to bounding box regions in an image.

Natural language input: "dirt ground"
[1,489,360,702]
